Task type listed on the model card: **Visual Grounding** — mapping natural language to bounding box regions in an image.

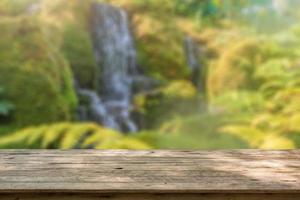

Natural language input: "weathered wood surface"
[0,150,300,196]
[0,193,299,200]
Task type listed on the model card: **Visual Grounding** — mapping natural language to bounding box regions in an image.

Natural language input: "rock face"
[77,3,138,133]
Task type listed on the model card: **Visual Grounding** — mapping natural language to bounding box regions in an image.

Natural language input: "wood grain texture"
[0,150,300,194]
[0,193,299,200]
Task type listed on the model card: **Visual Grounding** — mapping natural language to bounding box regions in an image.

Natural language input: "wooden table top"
[0,150,300,194]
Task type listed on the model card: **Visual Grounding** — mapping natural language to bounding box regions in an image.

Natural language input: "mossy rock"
[0,17,77,127]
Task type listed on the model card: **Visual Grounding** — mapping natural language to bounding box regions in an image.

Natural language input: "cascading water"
[76,2,138,133]
[184,36,207,111]
[184,36,202,91]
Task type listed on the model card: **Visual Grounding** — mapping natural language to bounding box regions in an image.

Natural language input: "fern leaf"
[41,123,70,148]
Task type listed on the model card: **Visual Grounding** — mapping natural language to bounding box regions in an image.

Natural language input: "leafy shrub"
[0,87,14,116]
[208,37,262,99]
[0,0,37,15]
[221,125,295,149]
[0,17,77,127]
[137,80,199,128]
[0,122,151,149]
[162,80,197,99]
[62,24,97,88]
[221,27,300,149]
[212,90,265,114]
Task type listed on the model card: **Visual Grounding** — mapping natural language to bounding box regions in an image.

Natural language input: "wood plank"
[0,193,300,200]
[0,150,300,194]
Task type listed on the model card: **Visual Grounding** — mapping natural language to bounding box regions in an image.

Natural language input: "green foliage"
[221,125,295,149]
[173,0,251,26]
[0,87,14,116]
[137,80,199,128]
[162,80,197,99]
[0,0,37,15]
[62,24,97,88]
[0,123,150,149]
[1,0,300,151]
[208,37,263,99]
[0,17,77,127]
[136,113,248,149]
[212,90,265,114]
[220,27,300,149]
[134,14,189,80]
[61,1,97,88]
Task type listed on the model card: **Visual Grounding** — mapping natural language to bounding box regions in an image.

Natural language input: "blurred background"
[0,0,300,149]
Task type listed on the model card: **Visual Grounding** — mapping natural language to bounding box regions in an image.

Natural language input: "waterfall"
[184,36,207,111]
[76,2,138,133]
[184,36,202,91]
